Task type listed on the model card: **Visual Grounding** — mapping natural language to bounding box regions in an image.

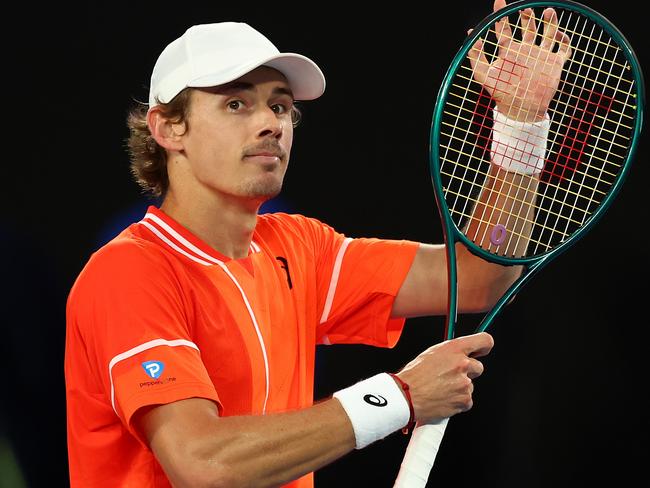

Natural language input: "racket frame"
[429,0,645,338]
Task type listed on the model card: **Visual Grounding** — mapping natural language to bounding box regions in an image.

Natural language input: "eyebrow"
[215,81,294,99]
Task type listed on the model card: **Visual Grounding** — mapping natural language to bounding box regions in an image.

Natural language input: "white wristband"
[490,106,550,175]
[333,373,410,449]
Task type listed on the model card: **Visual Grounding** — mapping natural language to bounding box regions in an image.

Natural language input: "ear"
[147,107,186,152]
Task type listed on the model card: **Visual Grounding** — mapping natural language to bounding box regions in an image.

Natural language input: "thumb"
[456,332,495,358]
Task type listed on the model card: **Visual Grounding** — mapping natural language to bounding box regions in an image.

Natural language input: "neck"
[160,189,262,260]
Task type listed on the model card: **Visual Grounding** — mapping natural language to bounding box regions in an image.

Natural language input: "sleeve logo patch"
[142,360,164,379]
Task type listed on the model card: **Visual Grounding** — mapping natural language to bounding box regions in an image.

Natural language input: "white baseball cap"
[148,22,326,107]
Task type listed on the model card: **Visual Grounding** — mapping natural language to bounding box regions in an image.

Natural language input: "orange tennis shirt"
[65,206,419,487]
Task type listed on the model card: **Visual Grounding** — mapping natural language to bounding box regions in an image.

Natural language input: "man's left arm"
[390,238,523,319]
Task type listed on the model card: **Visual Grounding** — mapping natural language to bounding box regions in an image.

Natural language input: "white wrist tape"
[333,373,410,449]
[490,107,550,175]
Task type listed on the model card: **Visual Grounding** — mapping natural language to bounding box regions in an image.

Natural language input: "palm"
[469,3,572,122]
[485,41,566,119]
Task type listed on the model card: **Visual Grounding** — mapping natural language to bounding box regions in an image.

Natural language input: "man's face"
[176,66,295,203]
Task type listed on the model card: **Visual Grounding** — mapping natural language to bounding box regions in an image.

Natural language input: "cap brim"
[189,52,326,101]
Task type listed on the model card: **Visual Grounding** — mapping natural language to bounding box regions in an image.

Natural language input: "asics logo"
[363,394,388,407]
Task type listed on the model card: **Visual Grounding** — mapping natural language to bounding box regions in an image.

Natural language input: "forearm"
[454,167,538,307]
[392,169,538,317]
[466,165,539,258]
[208,400,354,487]
[147,398,355,488]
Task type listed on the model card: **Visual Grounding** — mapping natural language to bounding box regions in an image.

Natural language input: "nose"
[256,106,283,139]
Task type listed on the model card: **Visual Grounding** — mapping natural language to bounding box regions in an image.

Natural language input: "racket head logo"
[490,224,507,246]
[363,394,388,407]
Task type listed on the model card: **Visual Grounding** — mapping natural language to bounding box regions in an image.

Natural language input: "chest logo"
[276,256,293,289]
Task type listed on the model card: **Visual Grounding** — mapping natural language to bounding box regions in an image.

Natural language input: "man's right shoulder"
[69,230,172,301]
[91,229,166,270]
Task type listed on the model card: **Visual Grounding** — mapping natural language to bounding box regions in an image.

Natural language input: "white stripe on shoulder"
[140,213,270,414]
[141,221,213,266]
[319,237,353,324]
[144,213,225,265]
[109,338,199,416]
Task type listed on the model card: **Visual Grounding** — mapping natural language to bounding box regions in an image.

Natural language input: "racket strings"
[444,197,571,251]
[439,156,606,223]
[440,113,623,201]
[442,103,632,178]
[441,101,630,186]
[443,7,555,254]
[509,10,630,72]
[440,114,622,186]
[439,158,601,252]
[438,5,637,258]
[471,12,555,254]
[474,37,634,100]
[538,18,609,248]
[450,72,637,130]
[534,11,635,251]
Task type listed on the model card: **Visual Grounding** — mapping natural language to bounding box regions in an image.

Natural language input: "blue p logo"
[142,360,164,379]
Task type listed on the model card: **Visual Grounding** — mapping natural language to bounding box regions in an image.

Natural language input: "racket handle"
[393,418,449,488]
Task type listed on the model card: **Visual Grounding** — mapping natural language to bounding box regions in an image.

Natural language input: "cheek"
[188,124,236,165]
[282,123,294,154]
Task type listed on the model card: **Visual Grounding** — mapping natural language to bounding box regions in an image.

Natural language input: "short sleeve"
[66,237,220,433]
[264,214,419,348]
[315,236,419,347]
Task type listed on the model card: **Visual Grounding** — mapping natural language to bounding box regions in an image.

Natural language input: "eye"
[271,102,292,115]
[227,100,245,111]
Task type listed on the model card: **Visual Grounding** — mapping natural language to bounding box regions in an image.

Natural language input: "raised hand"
[468,0,572,122]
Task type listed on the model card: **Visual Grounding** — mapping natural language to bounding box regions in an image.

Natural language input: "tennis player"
[65,1,565,486]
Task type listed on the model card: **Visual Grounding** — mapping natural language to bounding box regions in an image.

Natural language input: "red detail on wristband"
[389,373,416,434]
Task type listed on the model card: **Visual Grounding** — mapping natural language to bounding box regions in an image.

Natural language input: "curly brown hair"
[126,88,303,197]
[126,89,192,198]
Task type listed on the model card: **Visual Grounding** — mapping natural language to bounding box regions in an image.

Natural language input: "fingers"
[455,331,495,358]
[532,7,572,60]
[454,369,477,413]
[519,8,537,44]
[540,8,558,50]
[493,0,512,48]
[493,0,506,13]
[556,29,572,60]
[467,29,489,86]
[467,357,485,379]
[494,14,513,47]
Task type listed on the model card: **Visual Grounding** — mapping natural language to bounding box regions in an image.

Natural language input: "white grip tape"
[491,107,550,175]
[333,373,410,449]
[393,418,449,488]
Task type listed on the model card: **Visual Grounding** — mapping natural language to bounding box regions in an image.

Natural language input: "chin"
[240,178,283,200]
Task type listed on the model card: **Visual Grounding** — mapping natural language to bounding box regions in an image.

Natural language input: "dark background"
[3,1,647,486]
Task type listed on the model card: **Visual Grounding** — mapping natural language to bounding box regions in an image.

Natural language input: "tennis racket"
[393,1,644,486]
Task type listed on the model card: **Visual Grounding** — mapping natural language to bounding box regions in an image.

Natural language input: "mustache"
[243,140,286,160]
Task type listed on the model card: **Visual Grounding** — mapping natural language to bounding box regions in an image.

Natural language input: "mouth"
[244,154,282,165]
[243,140,286,162]
[243,147,286,165]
